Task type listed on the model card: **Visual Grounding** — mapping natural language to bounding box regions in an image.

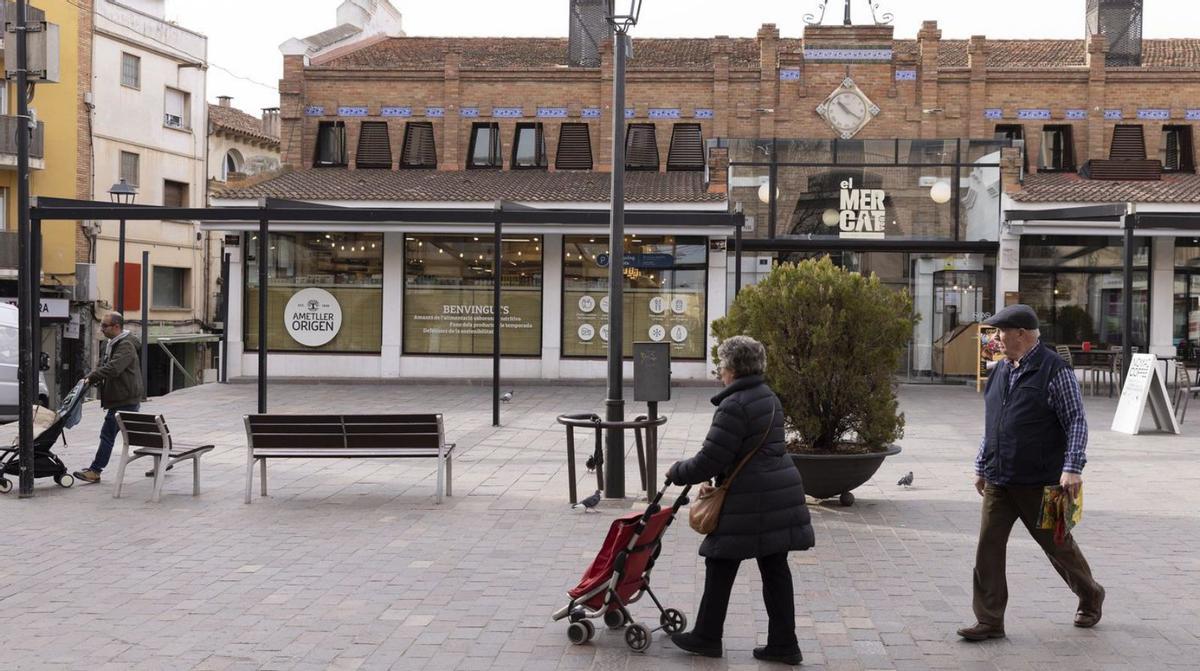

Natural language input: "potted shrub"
[712,257,914,505]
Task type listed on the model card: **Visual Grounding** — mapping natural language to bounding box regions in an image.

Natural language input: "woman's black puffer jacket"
[669,374,815,559]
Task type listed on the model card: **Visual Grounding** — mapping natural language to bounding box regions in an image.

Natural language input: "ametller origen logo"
[284,288,342,347]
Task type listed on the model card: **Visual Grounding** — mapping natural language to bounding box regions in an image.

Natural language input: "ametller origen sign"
[284,288,342,347]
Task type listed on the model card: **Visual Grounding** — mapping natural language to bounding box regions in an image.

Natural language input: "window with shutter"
[555,123,592,170]
[1039,125,1074,172]
[314,121,348,167]
[119,151,139,187]
[164,88,189,130]
[467,123,502,168]
[666,123,704,171]
[625,123,659,171]
[1161,126,1194,173]
[400,122,437,168]
[994,124,1026,170]
[355,121,393,168]
[121,53,140,88]
[163,180,188,208]
[512,123,547,169]
[1109,125,1147,160]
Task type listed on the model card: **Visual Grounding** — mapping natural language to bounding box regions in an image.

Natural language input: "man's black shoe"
[753,645,802,665]
[669,631,722,658]
[956,622,1006,641]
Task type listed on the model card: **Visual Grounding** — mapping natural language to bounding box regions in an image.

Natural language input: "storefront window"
[245,232,383,352]
[1019,236,1150,350]
[563,236,707,360]
[403,236,542,355]
[1175,242,1200,355]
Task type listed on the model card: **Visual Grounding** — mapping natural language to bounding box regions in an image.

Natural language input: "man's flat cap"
[983,304,1039,330]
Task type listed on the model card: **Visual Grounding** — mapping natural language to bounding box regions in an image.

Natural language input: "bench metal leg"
[150,452,169,503]
[192,457,201,496]
[445,453,453,497]
[260,458,268,498]
[245,454,255,504]
[435,446,445,504]
[113,443,132,500]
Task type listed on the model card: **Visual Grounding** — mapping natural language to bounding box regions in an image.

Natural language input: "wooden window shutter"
[625,123,659,171]
[666,123,704,171]
[555,123,592,170]
[400,122,437,168]
[1109,125,1146,160]
[355,121,393,168]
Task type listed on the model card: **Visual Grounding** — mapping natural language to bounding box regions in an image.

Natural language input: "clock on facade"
[816,77,880,139]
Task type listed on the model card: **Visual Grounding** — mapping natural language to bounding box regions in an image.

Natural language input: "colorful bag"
[689,408,775,535]
[1038,484,1084,545]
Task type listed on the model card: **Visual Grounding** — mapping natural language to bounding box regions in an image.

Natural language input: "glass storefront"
[245,232,384,352]
[1176,241,1200,357]
[403,235,543,356]
[1018,236,1150,350]
[563,235,707,359]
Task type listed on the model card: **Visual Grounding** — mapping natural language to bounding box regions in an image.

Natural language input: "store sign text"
[284,288,342,347]
[838,178,886,240]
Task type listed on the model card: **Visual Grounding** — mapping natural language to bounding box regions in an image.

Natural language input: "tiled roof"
[212,169,725,203]
[209,104,279,146]
[303,23,363,50]
[1011,172,1200,203]
[317,36,1200,71]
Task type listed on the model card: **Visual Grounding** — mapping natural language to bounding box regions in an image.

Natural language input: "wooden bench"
[243,414,455,504]
[113,412,215,502]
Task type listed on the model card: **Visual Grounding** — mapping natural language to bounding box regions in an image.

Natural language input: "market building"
[208,0,1200,382]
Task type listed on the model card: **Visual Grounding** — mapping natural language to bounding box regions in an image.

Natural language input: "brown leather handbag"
[689,407,776,535]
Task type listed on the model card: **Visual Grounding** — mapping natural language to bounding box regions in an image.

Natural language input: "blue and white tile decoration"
[894,69,917,81]
[1104,109,1123,120]
[694,108,714,119]
[304,105,324,117]
[581,107,601,118]
[1065,109,1088,120]
[381,106,412,117]
[984,108,1003,120]
[460,107,479,118]
[1187,109,1200,121]
[1017,109,1051,120]
[805,48,893,61]
[492,107,524,118]
[1137,108,1170,120]
[649,108,680,119]
[624,108,636,119]
[337,106,368,117]
[425,107,444,118]
[537,107,568,118]
[779,68,801,81]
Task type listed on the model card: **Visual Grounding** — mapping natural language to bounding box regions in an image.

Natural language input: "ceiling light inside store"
[930,179,953,204]
[821,209,839,227]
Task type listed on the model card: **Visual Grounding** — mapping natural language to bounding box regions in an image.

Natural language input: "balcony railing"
[0,116,45,160]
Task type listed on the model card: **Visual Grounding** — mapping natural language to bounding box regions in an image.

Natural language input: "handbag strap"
[718,406,776,491]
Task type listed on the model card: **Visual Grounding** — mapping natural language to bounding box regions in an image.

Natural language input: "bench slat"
[251,434,345,449]
[248,424,344,435]
[343,423,439,434]
[344,414,440,424]
[345,434,440,449]
[248,415,345,425]
[253,448,445,458]
[123,431,167,448]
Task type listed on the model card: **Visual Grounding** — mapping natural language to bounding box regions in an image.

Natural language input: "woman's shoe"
[753,645,802,666]
[669,631,723,658]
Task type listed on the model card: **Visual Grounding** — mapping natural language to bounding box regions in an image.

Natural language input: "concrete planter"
[790,444,902,506]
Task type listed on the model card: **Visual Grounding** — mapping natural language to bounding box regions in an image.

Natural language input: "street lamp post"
[108,179,138,313]
[603,0,642,500]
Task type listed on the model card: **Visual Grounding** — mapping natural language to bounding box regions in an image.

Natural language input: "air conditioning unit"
[164,113,184,129]
[74,263,97,301]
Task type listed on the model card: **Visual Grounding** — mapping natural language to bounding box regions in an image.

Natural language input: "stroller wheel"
[0,478,10,494]
[56,474,75,488]
[603,609,627,629]
[624,623,651,652]
[660,608,687,634]
[567,620,594,645]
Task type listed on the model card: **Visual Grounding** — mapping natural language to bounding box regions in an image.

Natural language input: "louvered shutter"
[401,122,437,168]
[555,123,593,170]
[1109,125,1146,160]
[625,123,659,171]
[666,123,704,171]
[356,122,393,168]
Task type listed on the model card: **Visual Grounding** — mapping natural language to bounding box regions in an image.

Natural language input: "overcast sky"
[166,0,1200,115]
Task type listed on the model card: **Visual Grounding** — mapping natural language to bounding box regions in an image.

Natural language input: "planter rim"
[788,444,902,460]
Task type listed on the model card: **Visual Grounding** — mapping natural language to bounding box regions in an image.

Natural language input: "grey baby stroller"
[0,381,89,492]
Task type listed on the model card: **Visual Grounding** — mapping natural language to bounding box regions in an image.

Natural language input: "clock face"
[828,92,867,131]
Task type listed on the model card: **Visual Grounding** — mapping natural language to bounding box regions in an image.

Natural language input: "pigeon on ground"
[573,490,602,512]
[500,390,514,403]
[897,471,914,487]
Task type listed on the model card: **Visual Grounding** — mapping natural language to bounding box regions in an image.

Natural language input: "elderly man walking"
[958,304,1105,641]
[73,312,144,484]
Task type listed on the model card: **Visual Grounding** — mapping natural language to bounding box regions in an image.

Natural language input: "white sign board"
[837,178,886,240]
[1111,353,1181,435]
[283,288,341,347]
[1,296,70,320]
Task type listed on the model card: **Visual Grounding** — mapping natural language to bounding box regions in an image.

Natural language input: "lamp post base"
[603,397,625,498]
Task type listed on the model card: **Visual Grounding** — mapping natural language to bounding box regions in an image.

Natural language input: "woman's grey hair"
[717,335,766,378]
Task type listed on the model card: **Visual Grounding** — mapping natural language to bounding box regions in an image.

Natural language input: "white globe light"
[821,208,840,227]
[930,179,953,204]
[757,182,779,204]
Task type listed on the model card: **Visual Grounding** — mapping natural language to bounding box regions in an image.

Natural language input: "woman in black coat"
[666,335,814,666]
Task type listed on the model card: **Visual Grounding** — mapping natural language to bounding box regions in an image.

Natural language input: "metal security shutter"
[1109,125,1146,160]
[666,123,704,171]
[625,123,659,171]
[555,123,592,170]
[356,121,393,168]
[401,122,437,168]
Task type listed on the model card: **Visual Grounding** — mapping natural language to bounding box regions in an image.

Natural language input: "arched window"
[222,149,244,181]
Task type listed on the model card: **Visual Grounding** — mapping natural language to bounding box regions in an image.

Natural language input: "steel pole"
[117,219,126,313]
[258,218,268,413]
[16,0,35,498]
[492,214,501,428]
[141,251,150,396]
[219,249,230,383]
[604,30,628,499]
[734,220,743,298]
[1122,210,1135,380]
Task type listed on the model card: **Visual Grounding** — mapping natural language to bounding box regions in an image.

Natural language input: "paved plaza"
[0,379,1197,670]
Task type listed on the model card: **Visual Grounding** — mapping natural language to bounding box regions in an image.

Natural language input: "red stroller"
[552,479,692,652]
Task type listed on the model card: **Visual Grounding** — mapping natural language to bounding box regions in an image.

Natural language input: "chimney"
[261,107,281,139]
[568,0,613,67]
[1086,0,1143,66]
[218,95,233,108]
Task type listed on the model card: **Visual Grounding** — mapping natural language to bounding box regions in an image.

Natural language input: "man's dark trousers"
[88,403,140,473]
[973,483,1102,626]
[693,552,798,649]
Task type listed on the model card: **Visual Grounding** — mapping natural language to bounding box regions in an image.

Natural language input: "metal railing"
[0,116,44,159]
[557,412,669,504]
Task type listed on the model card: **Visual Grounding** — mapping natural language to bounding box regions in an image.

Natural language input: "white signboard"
[837,177,886,240]
[283,288,341,347]
[2,297,70,321]
[1111,353,1181,435]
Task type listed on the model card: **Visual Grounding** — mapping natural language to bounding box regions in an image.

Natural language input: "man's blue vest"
[982,343,1069,486]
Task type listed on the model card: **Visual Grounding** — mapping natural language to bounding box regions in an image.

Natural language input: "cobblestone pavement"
[0,380,1197,670]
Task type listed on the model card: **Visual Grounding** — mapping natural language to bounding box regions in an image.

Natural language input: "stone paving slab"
[0,381,1197,670]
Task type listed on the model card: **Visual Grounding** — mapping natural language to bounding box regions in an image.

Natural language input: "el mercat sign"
[837,178,886,240]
